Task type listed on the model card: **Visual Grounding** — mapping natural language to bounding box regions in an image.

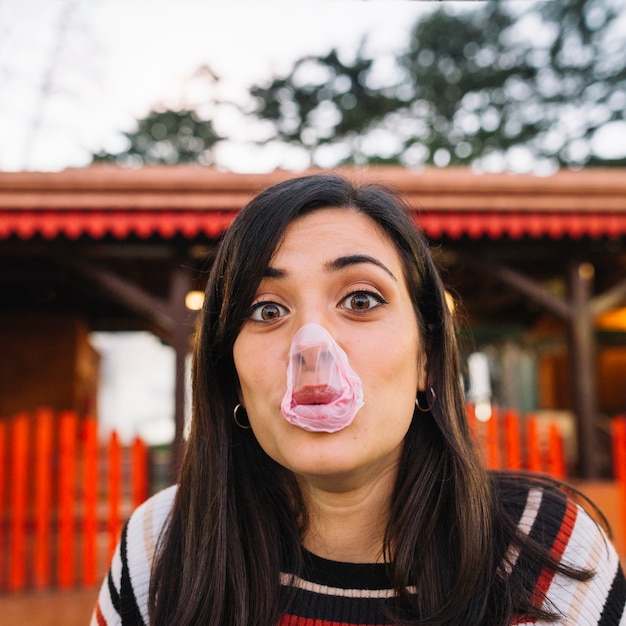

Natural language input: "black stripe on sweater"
[119,521,146,626]
[107,569,120,615]
[280,585,397,624]
[598,564,626,626]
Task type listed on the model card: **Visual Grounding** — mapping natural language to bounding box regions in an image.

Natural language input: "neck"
[297,461,398,564]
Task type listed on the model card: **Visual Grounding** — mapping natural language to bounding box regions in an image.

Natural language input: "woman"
[93,173,626,625]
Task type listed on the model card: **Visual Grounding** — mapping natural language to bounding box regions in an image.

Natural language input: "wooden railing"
[0,407,624,591]
[467,405,626,558]
[0,409,149,592]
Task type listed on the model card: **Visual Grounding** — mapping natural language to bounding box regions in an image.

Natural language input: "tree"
[91,108,222,166]
[246,0,626,172]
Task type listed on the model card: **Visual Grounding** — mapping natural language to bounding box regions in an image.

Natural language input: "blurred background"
[1,0,625,620]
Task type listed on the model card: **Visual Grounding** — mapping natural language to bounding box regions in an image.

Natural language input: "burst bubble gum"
[280,323,364,432]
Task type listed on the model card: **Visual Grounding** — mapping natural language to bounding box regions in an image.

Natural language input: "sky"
[0,0,440,172]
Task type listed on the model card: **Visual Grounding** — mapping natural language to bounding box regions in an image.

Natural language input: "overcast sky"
[0,0,441,171]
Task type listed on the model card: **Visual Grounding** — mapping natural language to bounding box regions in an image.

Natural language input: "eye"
[248,301,289,322]
[339,290,386,312]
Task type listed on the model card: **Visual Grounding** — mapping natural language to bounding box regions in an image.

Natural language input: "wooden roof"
[1,166,626,240]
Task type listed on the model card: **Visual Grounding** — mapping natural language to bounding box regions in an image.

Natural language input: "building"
[1,165,625,477]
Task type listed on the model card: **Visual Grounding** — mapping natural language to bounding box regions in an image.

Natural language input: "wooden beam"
[69,262,175,333]
[461,256,571,320]
[591,276,626,317]
[462,255,602,478]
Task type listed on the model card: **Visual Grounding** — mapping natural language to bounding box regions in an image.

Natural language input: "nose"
[294,343,333,384]
[296,343,331,367]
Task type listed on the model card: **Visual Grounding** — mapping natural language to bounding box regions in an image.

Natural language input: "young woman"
[93,173,626,625]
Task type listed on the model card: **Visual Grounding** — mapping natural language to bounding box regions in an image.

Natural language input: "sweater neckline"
[299,547,393,590]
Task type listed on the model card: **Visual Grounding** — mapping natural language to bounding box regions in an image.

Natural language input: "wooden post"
[486,406,501,470]
[9,414,28,591]
[108,431,122,561]
[34,408,54,589]
[569,262,599,478]
[0,419,6,589]
[504,409,522,470]
[58,411,77,589]
[83,418,99,587]
[169,267,192,480]
[612,417,626,551]
[527,416,542,473]
[132,436,149,508]
[548,423,566,479]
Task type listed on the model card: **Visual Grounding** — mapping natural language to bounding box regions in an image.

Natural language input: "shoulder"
[125,483,178,554]
[492,472,626,624]
[92,485,178,626]
[493,473,580,546]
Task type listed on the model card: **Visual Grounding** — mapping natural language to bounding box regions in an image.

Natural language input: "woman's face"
[233,208,424,486]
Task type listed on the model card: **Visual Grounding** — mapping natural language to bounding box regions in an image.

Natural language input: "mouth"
[292,385,341,405]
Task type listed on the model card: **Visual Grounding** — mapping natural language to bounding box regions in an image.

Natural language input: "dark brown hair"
[149,173,590,625]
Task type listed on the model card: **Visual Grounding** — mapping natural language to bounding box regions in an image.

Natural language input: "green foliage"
[91,0,626,171]
[247,0,626,171]
[92,109,221,166]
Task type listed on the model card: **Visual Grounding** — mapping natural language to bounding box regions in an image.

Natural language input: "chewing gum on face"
[280,323,364,432]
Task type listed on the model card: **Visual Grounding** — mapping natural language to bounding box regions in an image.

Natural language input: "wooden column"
[568,262,599,479]
[70,259,195,480]
[169,267,192,480]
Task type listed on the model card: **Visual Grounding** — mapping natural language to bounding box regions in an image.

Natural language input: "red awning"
[1,166,625,241]
[2,208,626,240]
[416,211,626,239]
[0,210,238,240]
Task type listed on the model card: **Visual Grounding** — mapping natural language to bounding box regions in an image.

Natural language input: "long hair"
[149,173,589,625]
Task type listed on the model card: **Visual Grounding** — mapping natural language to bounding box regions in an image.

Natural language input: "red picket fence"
[467,405,626,483]
[0,408,150,592]
[468,405,626,558]
[0,406,623,590]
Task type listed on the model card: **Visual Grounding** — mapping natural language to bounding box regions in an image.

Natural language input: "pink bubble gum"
[280,323,364,433]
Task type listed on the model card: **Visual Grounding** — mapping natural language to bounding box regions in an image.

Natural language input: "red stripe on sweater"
[94,602,108,626]
[279,616,383,626]
[531,498,578,606]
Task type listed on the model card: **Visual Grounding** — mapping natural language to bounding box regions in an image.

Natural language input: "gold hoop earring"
[415,387,436,412]
[233,403,251,429]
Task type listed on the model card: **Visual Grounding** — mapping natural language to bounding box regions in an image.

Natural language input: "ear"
[417,351,427,391]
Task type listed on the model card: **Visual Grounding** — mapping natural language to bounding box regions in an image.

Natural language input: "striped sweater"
[92,482,626,625]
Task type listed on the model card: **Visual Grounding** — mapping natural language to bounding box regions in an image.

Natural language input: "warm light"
[596,306,626,331]
[475,401,493,422]
[185,290,205,311]
[579,262,595,280]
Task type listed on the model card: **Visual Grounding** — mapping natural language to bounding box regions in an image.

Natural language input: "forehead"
[272,207,400,265]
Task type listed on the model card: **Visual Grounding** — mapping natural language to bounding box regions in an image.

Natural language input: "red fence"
[0,409,149,592]
[0,407,624,592]
[468,405,626,558]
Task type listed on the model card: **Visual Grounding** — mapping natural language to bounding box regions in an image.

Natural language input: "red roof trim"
[2,167,626,240]
[2,209,625,241]
[0,210,238,240]
[417,212,626,240]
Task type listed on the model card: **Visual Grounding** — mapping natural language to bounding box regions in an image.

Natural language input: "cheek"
[356,328,420,393]
[233,337,287,406]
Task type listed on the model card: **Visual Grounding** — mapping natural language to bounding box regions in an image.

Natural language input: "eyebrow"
[325,254,397,281]
[263,254,397,281]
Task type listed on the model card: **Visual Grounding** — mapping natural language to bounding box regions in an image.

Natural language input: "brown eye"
[340,291,386,312]
[351,293,373,310]
[249,301,288,322]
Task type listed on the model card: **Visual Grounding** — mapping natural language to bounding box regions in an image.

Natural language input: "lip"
[292,385,341,405]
